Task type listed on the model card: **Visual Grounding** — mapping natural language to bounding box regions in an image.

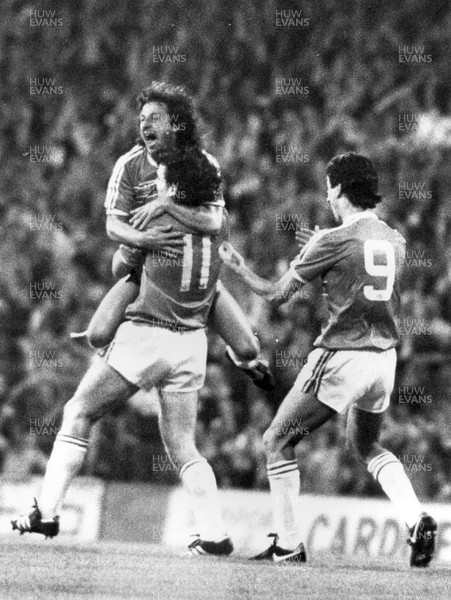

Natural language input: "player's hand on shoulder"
[141,225,184,256]
[129,200,166,231]
[295,225,319,250]
[219,241,245,272]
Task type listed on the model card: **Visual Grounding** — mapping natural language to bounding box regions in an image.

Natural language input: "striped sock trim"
[302,350,336,394]
[189,544,207,555]
[367,451,401,480]
[367,451,395,475]
[179,458,207,479]
[55,433,89,450]
[267,460,299,479]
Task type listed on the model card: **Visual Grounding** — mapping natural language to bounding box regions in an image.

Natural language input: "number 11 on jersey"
[180,234,212,292]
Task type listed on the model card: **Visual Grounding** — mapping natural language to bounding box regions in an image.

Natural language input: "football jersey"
[104,144,224,217]
[125,211,229,331]
[289,212,406,350]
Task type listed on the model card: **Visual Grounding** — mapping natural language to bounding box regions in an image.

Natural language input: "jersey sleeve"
[104,151,137,217]
[289,230,341,282]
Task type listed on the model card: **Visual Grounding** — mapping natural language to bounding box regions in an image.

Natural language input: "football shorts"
[293,347,397,413]
[105,320,207,392]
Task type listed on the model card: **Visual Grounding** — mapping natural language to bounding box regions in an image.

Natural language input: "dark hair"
[137,81,200,153]
[326,152,382,208]
[165,149,221,207]
[138,82,219,206]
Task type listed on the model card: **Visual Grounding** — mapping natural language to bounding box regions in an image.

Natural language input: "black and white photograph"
[0,1,450,598]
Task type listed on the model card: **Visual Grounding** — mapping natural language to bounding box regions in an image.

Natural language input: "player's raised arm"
[219,242,303,306]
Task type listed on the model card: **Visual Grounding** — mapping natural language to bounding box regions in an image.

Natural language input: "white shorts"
[105,321,207,393]
[293,347,397,414]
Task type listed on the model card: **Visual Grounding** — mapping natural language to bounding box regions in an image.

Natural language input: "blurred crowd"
[0,0,450,500]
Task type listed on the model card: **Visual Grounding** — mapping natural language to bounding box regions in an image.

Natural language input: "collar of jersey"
[343,211,378,225]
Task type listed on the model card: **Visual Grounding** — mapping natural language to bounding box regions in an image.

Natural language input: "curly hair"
[138,82,220,206]
[326,152,382,208]
[165,149,221,207]
[137,81,200,153]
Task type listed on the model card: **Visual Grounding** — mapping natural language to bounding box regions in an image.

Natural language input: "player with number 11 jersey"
[127,211,228,330]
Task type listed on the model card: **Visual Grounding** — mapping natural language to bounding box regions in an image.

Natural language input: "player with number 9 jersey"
[219,154,436,568]
[289,212,406,350]
[126,211,229,330]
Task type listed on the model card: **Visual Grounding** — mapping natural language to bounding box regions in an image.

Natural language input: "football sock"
[267,460,301,550]
[226,346,258,370]
[39,433,88,519]
[180,459,226,542]
[367,451,422,529]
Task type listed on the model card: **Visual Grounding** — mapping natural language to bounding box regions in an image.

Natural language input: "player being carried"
[220,152,437,568]
[11,83,255,557]
[76,81,273,392]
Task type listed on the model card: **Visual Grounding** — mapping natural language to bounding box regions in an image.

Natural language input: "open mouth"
[143,131,157,143]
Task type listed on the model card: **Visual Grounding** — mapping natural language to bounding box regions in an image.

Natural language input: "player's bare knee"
[240,335,260,362]
[86,327,112,349]
[229,335,260,363]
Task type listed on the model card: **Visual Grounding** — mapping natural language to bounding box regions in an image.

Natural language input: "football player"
[12,141,233,557]
[82,82,273,391]
[220,152,437,567]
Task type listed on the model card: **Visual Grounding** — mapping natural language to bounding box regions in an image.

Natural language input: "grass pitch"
[0,538,449,600]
